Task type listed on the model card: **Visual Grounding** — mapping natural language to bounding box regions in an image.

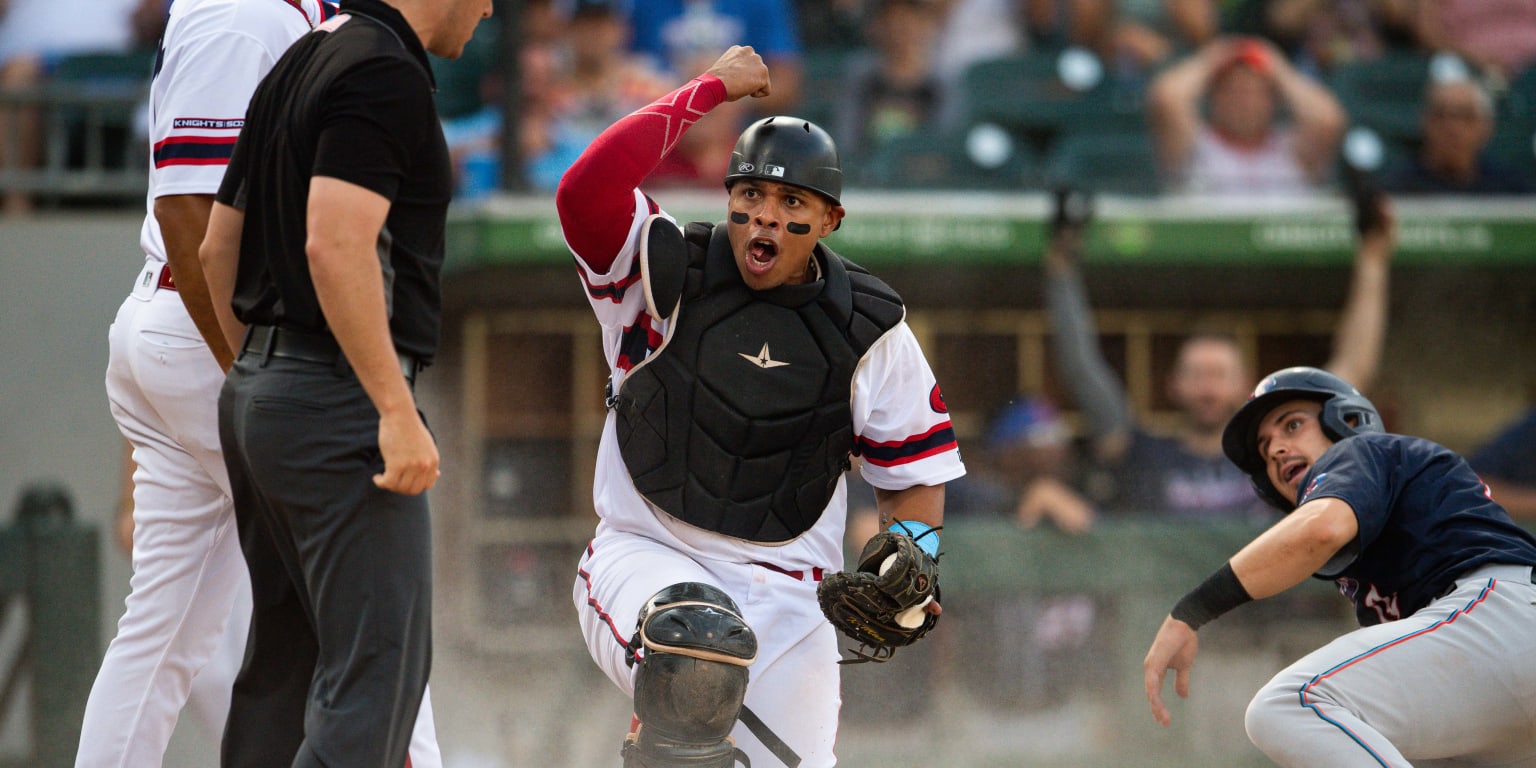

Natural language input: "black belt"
[241,325,421,385]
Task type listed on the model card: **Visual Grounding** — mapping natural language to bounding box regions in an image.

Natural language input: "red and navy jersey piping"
[855,421,959,467]
[616,313,661,372]
[153,135,238,168]
[578,257,641,303]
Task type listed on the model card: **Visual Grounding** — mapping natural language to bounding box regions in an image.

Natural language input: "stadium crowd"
[2,0,1534,210]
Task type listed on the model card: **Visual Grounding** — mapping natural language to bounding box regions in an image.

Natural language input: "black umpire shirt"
[216,0,451,363]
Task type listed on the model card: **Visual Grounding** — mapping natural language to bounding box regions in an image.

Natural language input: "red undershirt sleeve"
[555,74,729,273]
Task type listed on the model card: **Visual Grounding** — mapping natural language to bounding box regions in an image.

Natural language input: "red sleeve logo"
[929,384,947,414]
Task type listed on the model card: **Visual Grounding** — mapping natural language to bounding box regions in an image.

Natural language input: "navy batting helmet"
[1222,366,1383,510]
[724,116,842,206]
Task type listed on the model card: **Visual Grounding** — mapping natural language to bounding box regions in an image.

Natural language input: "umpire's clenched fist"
[374,408,440,496]
[707,45,771,101]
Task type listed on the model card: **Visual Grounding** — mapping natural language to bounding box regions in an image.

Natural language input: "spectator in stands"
[522,0,670,191]
[843,394,1088,540]
[992,0,1207,83]
[515,0,562,179]
[1380,77,1534,195]
[1043,187,1395,520]
[1015,0,1074,49]
[832,0,948,161]
[1227,0,1423,76]
[434,4,506,199]
[1470,403,1536,519]
[793,0,864,52]
[989,394,1098,533]
[931,0,1023,94]
[626,0,803,115]
[1147,36,1347,196]
[1416,0,1536,83]
[1079,0,1221,77]
[0,0,163,214]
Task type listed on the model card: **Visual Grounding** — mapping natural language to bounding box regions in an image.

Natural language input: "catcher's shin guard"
[622,582,758,768]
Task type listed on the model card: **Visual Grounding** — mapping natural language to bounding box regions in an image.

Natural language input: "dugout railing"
[0,79,150,204]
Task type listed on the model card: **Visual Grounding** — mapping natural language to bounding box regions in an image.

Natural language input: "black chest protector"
[613,221,904,543]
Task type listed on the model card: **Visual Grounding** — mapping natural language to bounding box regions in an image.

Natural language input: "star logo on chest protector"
[739,343,790,369]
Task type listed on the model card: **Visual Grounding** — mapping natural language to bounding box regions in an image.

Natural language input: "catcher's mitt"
[817,528,941,663]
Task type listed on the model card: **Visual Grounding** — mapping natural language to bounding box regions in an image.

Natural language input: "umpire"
[197,0,491,764]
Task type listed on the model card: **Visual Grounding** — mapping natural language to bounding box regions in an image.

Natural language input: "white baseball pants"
[575,529,843,768]
[81,268,441,767]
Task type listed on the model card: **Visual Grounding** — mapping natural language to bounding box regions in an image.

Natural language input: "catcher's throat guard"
[818,527,941,663]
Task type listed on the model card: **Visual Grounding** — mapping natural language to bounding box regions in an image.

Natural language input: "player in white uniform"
[559,48,965,767]
[83,1,439,765]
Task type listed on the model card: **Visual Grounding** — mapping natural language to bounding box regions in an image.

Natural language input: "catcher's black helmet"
[1222,366,1383,510]
[724,116,842,206]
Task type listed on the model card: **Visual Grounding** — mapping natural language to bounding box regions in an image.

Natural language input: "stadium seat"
[960,49,1145,148]
[1480,65,1536,183]
[1328,52,1434,143]
[50,51,156,87]
[798,49,857,134]
[854,125,1041,190]
[1495,64,1536,120]
[1486,123,1536,181]
[48,50,156,176]
[49,50,154,117]
[431,19,500,120]
[1043,130,1162,195]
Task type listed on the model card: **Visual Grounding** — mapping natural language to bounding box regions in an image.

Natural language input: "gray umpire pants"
[217,352,432,768]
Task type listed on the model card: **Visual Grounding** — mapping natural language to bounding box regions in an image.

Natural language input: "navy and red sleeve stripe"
[571,196,657,302]
[855,422,959,467]
[153,135,237,168]
[578,256,642,303]
[615,313,662,372]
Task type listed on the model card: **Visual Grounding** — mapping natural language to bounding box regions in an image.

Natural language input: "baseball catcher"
[819,522,942,663]
[560,45,965,766]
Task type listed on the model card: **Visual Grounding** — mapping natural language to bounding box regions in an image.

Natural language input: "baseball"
[880,554,932,628]
[897,596,933,629]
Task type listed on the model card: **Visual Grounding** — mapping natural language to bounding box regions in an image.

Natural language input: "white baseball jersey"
[83,2,443,765]
[573,189,966,572]
[1182,124,1313,196]
[137,0,327,268]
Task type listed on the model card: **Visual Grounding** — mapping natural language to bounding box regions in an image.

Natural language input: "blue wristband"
[888,521,940,558]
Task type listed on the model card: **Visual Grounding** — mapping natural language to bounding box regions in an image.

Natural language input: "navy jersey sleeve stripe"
[855,422,958,467]
[615,313,659,372]
[153,136,237,168]
[577,256,642,303]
